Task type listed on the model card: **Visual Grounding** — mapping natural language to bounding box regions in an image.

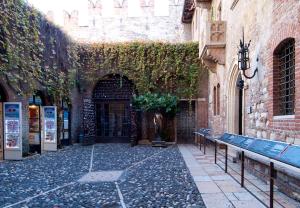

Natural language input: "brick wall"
[192,0,300,201]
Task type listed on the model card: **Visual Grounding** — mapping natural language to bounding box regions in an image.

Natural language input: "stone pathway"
[0,144,205,208]
[178,144,300,208]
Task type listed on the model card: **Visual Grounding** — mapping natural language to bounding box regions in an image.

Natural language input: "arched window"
[213,86,217,115]
[217,84,220,115]
[273,38,295,115]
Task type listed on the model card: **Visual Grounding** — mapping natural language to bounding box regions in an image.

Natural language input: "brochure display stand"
[41,106,57,152]
[4,102,22,160]
[28,105,41,153]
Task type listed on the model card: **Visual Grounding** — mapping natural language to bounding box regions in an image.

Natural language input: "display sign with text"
[4,103,21,149]
[43,107,57,143]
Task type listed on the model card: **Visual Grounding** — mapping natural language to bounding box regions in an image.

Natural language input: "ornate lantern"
[238,29,257,80]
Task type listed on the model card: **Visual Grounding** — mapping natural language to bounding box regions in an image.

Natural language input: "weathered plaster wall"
[54,0,191,43]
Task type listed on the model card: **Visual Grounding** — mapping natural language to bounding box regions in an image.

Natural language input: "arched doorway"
[0,84,7,160]
[227,65,244,135]
[92,75,134,143]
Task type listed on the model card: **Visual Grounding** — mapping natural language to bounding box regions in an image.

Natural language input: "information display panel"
[4,102,22,160]
[247,139,288,159]
[41,106,57,151]
[63,110,69,140]
[278,146,300,168]
[231,136,255,149]
[218,133,233,143]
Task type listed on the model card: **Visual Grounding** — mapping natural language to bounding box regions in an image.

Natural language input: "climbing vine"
[0,0,78,103]
[78,42,205,99]
[0,0,206,103]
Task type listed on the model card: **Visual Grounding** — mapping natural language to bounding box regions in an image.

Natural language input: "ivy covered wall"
[78,42,205,99]
[0,0,205,102]
[0,0,78,103]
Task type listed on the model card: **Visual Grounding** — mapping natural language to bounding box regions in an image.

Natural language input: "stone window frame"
[273,38,296,116]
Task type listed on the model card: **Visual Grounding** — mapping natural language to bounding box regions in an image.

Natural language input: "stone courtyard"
[0,144,204,208]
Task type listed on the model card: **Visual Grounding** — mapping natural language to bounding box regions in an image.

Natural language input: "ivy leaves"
[79,42,204,99]
[0,0,205,105]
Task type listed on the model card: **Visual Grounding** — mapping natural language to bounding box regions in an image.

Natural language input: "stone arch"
[226,64,244,134]
[83,74,136,144]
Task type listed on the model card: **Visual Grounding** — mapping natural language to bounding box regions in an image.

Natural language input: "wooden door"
[176,101,195,144]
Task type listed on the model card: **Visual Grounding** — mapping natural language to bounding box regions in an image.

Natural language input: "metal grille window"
[278,39,295,115]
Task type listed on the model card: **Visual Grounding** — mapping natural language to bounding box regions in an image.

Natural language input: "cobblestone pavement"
[0,144,205,208]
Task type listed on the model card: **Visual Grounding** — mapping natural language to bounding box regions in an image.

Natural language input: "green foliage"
[133,93,178,117]
[79,42,205,99]
[0,0,206,105]
[0,0,77,103]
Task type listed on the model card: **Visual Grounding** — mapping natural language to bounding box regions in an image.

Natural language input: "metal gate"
[176,101,195,144]
[82,75,134,143]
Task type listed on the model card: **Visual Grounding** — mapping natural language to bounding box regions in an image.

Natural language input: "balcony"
[199,21,226,73]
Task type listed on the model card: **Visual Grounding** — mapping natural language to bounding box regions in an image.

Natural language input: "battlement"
[46,0,190,42]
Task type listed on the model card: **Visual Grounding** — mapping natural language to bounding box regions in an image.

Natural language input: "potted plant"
[133,93,178,147]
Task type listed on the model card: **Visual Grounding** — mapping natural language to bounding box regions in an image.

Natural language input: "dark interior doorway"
[95,101,130,143]
[28,92,45,154]
[237,75,243,135]
[0,84,7,160]
[93,75,134,143]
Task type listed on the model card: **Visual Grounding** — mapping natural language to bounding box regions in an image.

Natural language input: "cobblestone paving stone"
[0,144,205,208]
[92,144,163,171]
[119,146,205,208]
[16,183,121,208]
[0,145,92,206]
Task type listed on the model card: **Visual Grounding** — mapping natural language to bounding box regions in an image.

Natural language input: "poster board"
[41,106,57,152]
[63,110,69,140]
[4,102,22,160]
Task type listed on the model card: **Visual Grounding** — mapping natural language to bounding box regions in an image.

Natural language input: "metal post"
[199,135,202,150]
[270,162,275,208]
[214,141,217,164]
[225,145,228,173]
[241,151,245,187]
[204,136,206,154]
